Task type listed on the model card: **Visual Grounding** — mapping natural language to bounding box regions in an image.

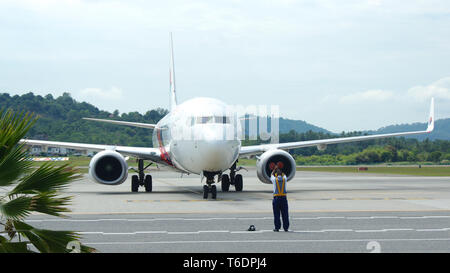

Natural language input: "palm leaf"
[0,235,31,253]
[0,109,97,253]
[12,221,53,253]
[29,191,72,217]
[13,221,95,253]
[0,196,32,220]
[0,144,32,187]
[0,193,72,221]
[10,163,81,195]
[0,109,36,159]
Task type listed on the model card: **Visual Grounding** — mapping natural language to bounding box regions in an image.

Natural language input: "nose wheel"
[203,171,219,200]
[203,184,217,199]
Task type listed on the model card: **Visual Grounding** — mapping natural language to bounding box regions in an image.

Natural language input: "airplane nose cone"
[198,139,239,171]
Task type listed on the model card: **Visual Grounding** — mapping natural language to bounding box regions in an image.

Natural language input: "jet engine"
[89,150,128,185]
[256,149,296,184]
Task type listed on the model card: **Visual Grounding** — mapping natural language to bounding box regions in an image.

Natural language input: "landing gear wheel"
[235,174,243,192]
[144,175,152,192]
[221,174,230,192]
[203,185,209,199]
[211,185,217,199]
[131,175,139,192]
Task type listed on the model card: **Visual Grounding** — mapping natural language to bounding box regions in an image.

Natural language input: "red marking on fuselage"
[156,128,173,166]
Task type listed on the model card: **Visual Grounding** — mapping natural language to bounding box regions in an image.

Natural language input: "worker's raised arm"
[271,166,278,177]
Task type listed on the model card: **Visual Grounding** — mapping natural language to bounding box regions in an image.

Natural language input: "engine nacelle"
[256,149,296,184]
[89,150,128,185]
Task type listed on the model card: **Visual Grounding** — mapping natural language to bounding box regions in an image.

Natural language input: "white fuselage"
[152,97,241,174]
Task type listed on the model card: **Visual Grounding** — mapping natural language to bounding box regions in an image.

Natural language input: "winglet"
[169,32,178,110]
[426,97,435,133]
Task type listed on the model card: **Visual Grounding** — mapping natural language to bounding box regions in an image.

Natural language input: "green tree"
[0,109,96,253]
[428,151,442,163]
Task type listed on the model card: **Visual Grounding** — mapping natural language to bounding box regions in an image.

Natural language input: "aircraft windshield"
[191,116,231,125]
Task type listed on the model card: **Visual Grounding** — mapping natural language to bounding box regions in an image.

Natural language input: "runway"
[5,167,450,252]
[26,211,450,253]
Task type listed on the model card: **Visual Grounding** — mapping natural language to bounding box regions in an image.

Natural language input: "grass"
[237,158,257,166]
[30,156,139,174]
[297,166,450,176]
[30,156,450,176]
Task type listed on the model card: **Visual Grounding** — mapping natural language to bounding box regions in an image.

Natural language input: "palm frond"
[0,193,72,221]
[0,196,32,220]
[0,109,97,253]
[10,163,81,195]
[0,144,32,187]
[29,191,73,217]
[0,109,36,159]
[0,235,31,253]
[13,220,95,253]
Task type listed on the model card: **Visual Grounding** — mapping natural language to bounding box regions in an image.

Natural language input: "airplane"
[20,33,436,200]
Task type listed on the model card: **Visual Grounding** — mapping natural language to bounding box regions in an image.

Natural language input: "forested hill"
[0,92,332,146]
[366,119,450,141]
[279,117,331,134]
[0,92,168,147]
[1,92,449,149]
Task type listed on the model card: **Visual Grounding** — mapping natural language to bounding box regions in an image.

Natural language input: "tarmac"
[5,167,450,252]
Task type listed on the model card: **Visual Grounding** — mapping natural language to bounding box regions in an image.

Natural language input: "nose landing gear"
[203,184,217,199]
[203,171,219,200]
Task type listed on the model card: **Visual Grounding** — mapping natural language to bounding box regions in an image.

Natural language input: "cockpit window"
[197,116,213,124]
[192,116,231,124]
[214,116,230,124]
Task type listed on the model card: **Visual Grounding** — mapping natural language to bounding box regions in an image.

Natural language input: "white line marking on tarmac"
[198,230,229,233]
[25,215,450,223]
[383,228,415,232]
[85,238,450,246]
[167,232,200,235]
[134,231,168,234]
[415,228,450,232]
[5,227,450,238]
[321,229,354,232]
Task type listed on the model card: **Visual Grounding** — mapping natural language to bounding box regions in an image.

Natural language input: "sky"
[1,0,449,133]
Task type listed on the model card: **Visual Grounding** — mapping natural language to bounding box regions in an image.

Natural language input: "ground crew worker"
[271,165,289,232]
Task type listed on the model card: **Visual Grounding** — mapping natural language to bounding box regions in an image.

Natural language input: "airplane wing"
[240,98,435,156]
[82,118,156,129]
[19,139,163,163]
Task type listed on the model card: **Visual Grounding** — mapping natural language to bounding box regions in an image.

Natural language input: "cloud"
[338,77,450,105]
[78,86,123,100]
[339,89,394,103]
[407,77,450,101]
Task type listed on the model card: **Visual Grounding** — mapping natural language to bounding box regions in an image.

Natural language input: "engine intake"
[89,150,128,185]
[256,149,296,184]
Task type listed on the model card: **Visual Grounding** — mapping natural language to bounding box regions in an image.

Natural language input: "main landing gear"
[131,159,153,192]
[221,161,244,192]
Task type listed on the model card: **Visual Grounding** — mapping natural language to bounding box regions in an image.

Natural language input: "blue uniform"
[271,174,289,231]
